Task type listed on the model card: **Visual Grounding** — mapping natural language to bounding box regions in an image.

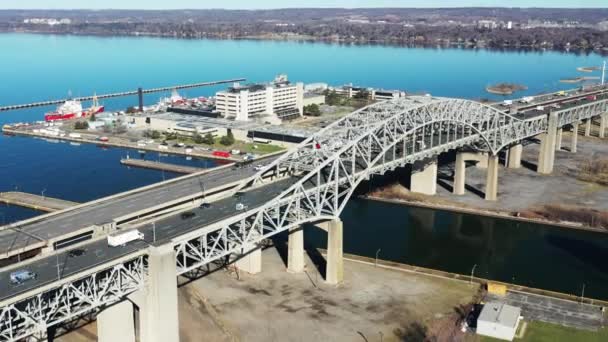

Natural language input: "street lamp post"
[375,248,381,268]
[470,264,478,285]
[41,188,47,201]
[152,222,156,243]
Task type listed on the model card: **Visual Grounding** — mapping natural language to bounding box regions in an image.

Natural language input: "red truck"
[212,151,231,158]
[586,95,597,101]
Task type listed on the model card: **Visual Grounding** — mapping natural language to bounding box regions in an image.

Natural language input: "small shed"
[477,302,522,341]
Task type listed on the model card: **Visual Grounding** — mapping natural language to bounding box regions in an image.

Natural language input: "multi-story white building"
[215,75,304,122]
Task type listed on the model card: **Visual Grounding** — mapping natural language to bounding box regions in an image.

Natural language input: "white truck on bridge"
[107,229,145,247]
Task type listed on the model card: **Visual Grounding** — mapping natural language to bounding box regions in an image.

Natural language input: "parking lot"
[486,290,605,331]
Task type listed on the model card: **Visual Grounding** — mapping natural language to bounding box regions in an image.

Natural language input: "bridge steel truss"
[0,254,146,342]
[1,97,607,342]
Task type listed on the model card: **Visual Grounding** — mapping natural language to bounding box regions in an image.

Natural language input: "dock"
[120,159,204,174]
[0,192,79,212]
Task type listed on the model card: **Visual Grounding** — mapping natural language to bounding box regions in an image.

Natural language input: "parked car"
[200,202,211,209]
[10,270,37,285]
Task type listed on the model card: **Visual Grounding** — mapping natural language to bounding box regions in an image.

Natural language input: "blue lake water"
[0,33,607,299]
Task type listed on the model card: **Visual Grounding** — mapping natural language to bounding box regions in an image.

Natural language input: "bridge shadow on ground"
[272,228,328,282]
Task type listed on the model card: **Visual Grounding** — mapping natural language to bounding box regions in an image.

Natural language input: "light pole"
[152,222,156,243]
[56,253,61,280]
[581,283,586,304]
[375,248,381,268]
[41,188,47,201]
[470,264,478,285]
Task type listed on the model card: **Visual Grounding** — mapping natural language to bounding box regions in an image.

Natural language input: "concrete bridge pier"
[584,119,592,137]
[600,114,607,139]
[453,153,466,195]
[132,245,180,342]
[571,122,579,153]
[410,157,437,195]
[287,226,305,273]
[555,128,563,151]
[537,112,558,175]
[97,301,136,342]
[235,244,262,275]
[325,219,343,285]
[507,144,522,169]
[485,155,499,201]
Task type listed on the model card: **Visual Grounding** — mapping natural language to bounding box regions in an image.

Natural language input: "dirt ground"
[372,131,608,216]
[57,246,477,342]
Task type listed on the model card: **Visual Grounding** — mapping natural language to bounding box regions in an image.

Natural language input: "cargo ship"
[44,95,104,122]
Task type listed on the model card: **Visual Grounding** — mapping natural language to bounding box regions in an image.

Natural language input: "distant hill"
[0,8,607,24]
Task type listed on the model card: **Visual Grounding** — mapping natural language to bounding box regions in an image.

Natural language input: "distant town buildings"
[215,75,304,122]
[23,18,71,25]
[477,20,498,30]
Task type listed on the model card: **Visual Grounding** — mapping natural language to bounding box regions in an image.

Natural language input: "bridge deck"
[0,176,297,303]
[0,154,280,258]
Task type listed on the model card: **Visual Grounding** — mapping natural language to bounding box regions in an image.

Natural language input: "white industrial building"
[331,84,406,101]
[215,75,304,122]
[476,302,522,341]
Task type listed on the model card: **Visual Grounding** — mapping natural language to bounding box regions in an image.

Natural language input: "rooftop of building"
[219,74,298,95]
[478,302,521,328]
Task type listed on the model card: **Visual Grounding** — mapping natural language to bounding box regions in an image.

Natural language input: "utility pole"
[581,283,586,304]
[602,60,606,86]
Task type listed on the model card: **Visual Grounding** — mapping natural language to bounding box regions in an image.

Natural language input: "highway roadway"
[0,176,299,302]
[0,155,281,258]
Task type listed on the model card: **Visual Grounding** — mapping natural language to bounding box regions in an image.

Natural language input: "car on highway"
[9,270,37,285]
[254,165,265,171]
[67,248,86,258]
[200,202,211,209]
[181,211,196,219]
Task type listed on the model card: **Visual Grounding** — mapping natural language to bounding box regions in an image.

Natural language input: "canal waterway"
[0,33,606,300]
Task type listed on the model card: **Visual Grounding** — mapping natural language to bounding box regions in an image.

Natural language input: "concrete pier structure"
[537,112,558,175]
[326,219,343,285]
[98,301,136,342]
[485,155,499,201]
[453,153,466,195]
[571,122,579,153]
[137,245,180,342]
[235,244,262,275]
[600,114,607,139]
[507,144,522,169]
[585,119,592,137]
[287,226,305,273]
[410,158,437,195]
[555,128,563,151]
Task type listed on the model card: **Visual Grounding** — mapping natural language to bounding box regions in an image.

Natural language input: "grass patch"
[577,159,608,186]
[520,204,608,229]
[172,136,284,155]
[479,321,608,342]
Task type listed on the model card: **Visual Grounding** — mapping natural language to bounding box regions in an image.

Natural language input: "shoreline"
[2,127,248,163]
[327,250,608,306]
[361,195,608,234]
[3,30,607,56]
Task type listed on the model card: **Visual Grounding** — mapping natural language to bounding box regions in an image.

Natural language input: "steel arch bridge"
[1,96,607,341]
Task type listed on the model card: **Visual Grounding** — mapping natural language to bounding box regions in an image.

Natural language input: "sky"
[0,1,605,10]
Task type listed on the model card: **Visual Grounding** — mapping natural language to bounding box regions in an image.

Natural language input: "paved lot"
[486,291,605,331]
[432,132,608,213]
